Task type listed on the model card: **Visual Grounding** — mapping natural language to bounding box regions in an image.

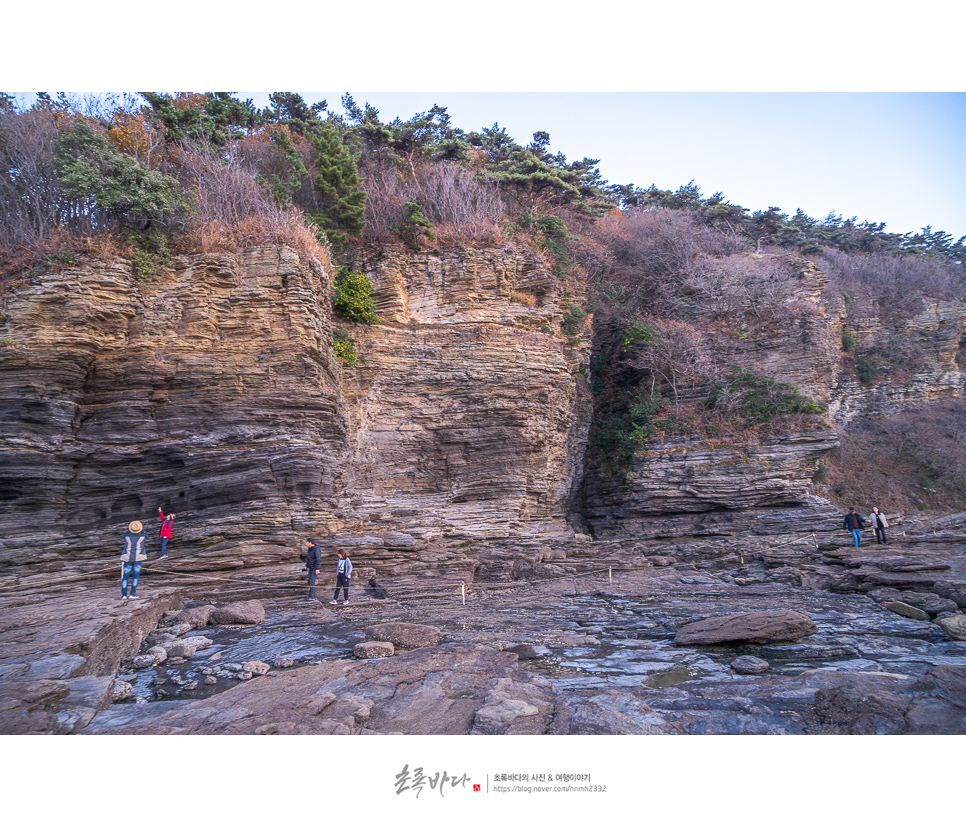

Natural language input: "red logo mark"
[473,784,481,792]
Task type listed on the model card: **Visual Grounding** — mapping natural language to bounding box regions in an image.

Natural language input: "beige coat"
[870,511,889,529]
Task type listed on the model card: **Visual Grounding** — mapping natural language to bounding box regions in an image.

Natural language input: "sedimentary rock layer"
[0,243,591,574]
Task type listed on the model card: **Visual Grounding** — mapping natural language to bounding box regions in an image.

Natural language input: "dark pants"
[306,569,317,598]
[160,537,169,557]
[334,573,349,601]
[875,527,887,544]
[122,561,142,596]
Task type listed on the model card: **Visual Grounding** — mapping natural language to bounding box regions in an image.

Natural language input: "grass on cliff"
[1,212,331,301]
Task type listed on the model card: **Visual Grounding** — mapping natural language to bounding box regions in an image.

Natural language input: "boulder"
[354,641,394,659]
[210,600,265,626]
[363,623,441,649]
[163,641,198,659]
[111,681,133,702]
[175,605,215,629]
[731,655,770,675]
[505,644,551,660]
[272,657,295,668]
[884,601,930,621]
[242,661,271,675]
[181,636,213,652]
[938,615,966,641]
[674,610,818,645]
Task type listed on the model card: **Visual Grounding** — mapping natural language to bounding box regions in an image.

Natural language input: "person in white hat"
[120,520,147,600]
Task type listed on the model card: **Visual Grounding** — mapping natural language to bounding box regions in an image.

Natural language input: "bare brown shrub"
[177,210,330,272]
[175,139,279,229]
[0,107,63,252]
[819,398,966,511]
[819,250,965,317]
[361,159,505,244]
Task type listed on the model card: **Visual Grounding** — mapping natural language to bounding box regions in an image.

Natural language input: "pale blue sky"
[240,91,966,238]
[5,7,964,239]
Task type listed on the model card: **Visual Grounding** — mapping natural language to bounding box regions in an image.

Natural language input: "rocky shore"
[3,512,963,735]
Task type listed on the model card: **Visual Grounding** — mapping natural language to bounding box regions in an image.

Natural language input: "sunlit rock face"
[0,247,347,570]
[335,244,592,557]
[2,244,963,575]
[0,244,592,574]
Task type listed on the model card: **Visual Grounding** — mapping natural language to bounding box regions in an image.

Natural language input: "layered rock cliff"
[1,244,964,574]
[0,243,591,574]
[579,254,965,538]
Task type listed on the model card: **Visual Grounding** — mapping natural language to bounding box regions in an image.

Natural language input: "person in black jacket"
[843,507,866,547]
[303,537,322,600]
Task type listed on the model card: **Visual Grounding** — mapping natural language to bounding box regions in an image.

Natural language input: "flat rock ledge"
[363,623,441,649]
[674,610,818,645]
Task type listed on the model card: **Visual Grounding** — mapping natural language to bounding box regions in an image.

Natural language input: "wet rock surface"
[2,515,964,735]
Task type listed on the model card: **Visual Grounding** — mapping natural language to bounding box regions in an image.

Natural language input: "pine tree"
[308,122,366,247]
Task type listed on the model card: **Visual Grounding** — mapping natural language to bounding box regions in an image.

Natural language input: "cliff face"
[325,245,592,565]
[0,248,347,569]
[1,245,963,573]
[829,296,966,424]
[0,244,591,573]
[579,255,966,538]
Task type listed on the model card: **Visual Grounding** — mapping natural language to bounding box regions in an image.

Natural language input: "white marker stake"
[461,582,466,605]
[609,567,612,583]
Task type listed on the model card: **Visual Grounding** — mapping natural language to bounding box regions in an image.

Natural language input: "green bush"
[127,228,172,283]
[333,329,359,365]
[620,322,657,353]
[332,269,378,324]
[398,201,435,249]
[854,357,880,384]
[842,330,855,352]
[707,366,826,425]
[592,391,682,472]
[561,297,587,336]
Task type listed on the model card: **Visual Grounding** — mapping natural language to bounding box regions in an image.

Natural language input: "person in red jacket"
[158,506,176,559]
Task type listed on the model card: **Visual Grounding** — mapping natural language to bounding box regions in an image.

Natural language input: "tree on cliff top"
[54,118,193,231]
[467,125,612,217]
[140,92,261,145]
[307,121,366,247]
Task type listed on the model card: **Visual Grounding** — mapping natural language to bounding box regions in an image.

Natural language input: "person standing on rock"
[330,549,353,605]
[121,520,148,600]
[158,507,176,559]
[869,507,889,545]
[843,506,866,547]
[303,537,322,600]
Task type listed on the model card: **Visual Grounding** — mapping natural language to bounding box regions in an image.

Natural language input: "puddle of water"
[645,666,705,689]
[121,610,364,703]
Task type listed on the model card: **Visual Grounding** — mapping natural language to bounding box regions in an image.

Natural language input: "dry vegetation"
[817,399,966,512]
